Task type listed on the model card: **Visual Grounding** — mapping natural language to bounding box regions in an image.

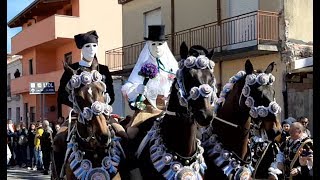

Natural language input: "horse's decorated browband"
[66,70,113,124]
[217,70,281,119]
[175,55,218,108]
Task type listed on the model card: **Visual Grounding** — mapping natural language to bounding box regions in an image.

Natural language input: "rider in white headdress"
[121,25,178,138]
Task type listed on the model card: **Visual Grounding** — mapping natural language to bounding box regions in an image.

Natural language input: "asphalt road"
[7,166,50,180]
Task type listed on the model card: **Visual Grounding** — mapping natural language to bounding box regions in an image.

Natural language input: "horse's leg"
[52,126,68,179]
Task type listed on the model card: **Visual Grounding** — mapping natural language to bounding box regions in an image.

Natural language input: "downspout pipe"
[217,0,223,91]
[171,0,175,54]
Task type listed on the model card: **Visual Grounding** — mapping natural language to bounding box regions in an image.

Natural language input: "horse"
[201,60,282,179]
[133,42,217,179]
[51,61,127,180]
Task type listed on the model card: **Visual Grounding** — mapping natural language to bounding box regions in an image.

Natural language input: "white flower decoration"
[223,83,234,93]
[229,76,237,83]
[195,55,209,69]
[184,56,196,68]
[82,107,93,120]
[269,74,275,85]
[245,97,255,108]
[268,101,281,114]
[199,84,212,97]
[209,61,215,70]
[257,106,269,117]
[104,93,111,104]
[249,107,259,118]
[80,71,92,85]
[178,60,185,69]
[257,73,269,85]
[242,85,251,97]
[189,87,200,100]
[245,74,257,85]
[103,104,113,115]
[236,71,246,79]
[91,101,104,115]
[91,70,102,82]
[69,75,81,89]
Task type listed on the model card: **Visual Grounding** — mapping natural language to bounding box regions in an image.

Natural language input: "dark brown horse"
[51,62,127,180]
[134,42,217,179]
[201,60,281,179]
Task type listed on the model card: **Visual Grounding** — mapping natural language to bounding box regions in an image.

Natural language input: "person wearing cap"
[57,30,115,121]
[280,119,293,146]
[121,25,178,139]
[121,25,178,179]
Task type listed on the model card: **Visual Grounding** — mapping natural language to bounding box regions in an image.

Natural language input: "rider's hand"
[290,168,300,176]
[136,84,146,94]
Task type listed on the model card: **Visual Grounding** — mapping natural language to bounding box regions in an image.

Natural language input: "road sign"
[29,82,55,94]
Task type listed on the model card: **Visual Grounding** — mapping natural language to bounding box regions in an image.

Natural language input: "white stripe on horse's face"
[88,87,93,96]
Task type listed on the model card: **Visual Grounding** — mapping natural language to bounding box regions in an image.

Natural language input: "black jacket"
[57,61,115,118]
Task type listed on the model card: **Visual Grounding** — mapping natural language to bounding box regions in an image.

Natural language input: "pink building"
[8,0,122,124]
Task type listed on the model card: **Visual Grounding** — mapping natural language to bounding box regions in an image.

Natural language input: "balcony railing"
[105,10,279,72]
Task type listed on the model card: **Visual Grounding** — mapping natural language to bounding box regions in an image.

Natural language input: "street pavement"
[7,166,50,180]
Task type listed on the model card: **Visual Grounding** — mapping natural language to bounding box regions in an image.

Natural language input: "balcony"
[11,14,81,54]
[106,11,279,75]
[10,70,64,95]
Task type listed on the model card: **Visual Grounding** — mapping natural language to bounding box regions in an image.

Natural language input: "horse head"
[64,60,113,147]
[167,42,217,127]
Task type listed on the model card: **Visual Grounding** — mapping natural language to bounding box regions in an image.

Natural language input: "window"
[16,107,20,123]
[8,108,12,120]
[30,106,35,122]
[64,52,72,65]
[144,8,162,38]
[29,59,33,75]
[65,7,72,16]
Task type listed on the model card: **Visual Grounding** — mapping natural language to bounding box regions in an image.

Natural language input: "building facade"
[7,54,24,125]
[106,0,313,135]
[8,0,123,123]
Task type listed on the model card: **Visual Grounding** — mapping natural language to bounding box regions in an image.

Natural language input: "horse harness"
[58,70,124,180]
[136,114,207,179]
[201,70,281,179]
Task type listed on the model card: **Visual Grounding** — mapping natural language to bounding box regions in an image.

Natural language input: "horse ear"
[63,61,76,75]
[265,62,275,74]
[245,59,254,74]
[180,41,188,60]
[206,49,214,59]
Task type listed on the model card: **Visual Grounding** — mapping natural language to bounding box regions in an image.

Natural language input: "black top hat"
[74,30,99,49]
[144,25,166,41]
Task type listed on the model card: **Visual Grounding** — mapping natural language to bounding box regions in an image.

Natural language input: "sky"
[7,0,35,53]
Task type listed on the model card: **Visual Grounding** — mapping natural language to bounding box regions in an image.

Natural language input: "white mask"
[81,43,98,62]
[147,41,165,58]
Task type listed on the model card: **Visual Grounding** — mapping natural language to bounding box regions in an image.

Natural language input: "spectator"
[41,120,53,175]
[27,123,36,170]
[297,116,311,138]
[269,122,313,179]
[53,124,60,138]
[34,121,44,171]
[18,122,28,168]
[280,119,292,145]
[7,144,12,165]
[7,119,15,166]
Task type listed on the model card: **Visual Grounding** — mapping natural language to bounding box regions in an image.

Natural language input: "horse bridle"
[174,55,218,110]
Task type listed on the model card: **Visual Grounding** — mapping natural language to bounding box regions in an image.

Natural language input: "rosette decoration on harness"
[175,55,218,108]
[201,60,281,179]
[66,70,113,124]
[57,66,125,180]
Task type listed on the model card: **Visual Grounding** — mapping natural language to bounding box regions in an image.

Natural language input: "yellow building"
[107,0,313,135]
